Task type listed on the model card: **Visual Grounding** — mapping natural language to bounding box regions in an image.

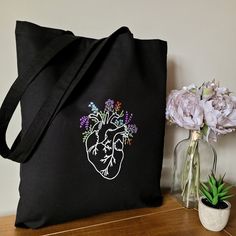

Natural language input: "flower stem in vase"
[181,131,201,208]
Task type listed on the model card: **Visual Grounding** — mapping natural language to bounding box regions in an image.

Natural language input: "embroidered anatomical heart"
[80,99,138,180]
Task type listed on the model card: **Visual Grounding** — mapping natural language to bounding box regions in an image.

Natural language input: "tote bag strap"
[0,27,131,163]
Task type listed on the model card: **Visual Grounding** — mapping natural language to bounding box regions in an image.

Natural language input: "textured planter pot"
[198,197,231,231]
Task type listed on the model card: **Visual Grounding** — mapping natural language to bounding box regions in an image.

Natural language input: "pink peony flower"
[166,80,236,142]
[166,88,203,130]
[201,93,236,141]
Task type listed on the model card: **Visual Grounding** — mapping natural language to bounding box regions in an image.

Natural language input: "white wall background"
[0,0,236,216]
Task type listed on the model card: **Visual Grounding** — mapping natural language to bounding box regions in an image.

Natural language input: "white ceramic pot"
[198,196,231,232]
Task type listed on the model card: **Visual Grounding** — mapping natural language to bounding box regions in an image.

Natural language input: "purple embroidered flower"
[80,116,89,129]
[125,111,133,124]
[104,99,114,111]
[80,99,138,147]
[127,124,138,134]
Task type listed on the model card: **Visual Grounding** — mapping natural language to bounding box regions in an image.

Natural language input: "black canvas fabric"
[0,21,167,228]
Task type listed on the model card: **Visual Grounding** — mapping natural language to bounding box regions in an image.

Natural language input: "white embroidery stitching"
[80,99,138,180]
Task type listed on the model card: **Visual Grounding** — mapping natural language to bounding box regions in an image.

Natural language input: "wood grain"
[224,186,236,236]
[0,189,235,236]
[0,194,181,236]
[46,209,229,236]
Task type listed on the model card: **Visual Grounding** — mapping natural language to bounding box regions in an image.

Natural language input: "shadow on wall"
[161,58,177,188]
[213,131,236,185]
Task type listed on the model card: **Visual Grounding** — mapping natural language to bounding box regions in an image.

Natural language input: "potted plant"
[198,172,233,231]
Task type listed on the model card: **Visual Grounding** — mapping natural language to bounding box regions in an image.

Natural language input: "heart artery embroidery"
[80,99,138,180]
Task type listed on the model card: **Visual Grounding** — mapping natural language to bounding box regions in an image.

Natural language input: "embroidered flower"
[125,111,133,124]
[115,119,124,126]
[88,102,98,114]
[80,99,138,146]
[79,98,138,180]
[104,99,114,111]
[80,116,89,129]
[114,101,122,112]
[127,124,138,134]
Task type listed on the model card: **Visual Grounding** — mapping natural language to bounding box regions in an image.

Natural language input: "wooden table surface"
[0,188,235,236]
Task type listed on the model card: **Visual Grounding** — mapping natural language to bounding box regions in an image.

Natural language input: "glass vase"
[171,130,217,208]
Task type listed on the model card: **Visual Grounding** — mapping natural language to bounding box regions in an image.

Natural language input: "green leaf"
[217,173,226,186]
[200,183,209,192]
[202,124,209,137]
[223,185,233,192]
[208,180,217,197]
[218,191,228,197]
[208,179,213,189]
[208,175,212,184]
[199,190,204,197]
[212,185,218,196]
[201,188,213,202]
[221,195,234,200]
[212,195,218,205]
[200,191,212,203]
[210,175,216,186]
[202,88,214,98]
[218,183,225,193]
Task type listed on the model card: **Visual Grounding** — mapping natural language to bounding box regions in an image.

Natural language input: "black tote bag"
[0,21,167,228]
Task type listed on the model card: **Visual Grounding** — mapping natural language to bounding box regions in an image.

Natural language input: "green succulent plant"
[200,172,233,207]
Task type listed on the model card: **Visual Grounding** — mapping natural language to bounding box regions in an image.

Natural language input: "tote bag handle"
[0,26,131,163]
